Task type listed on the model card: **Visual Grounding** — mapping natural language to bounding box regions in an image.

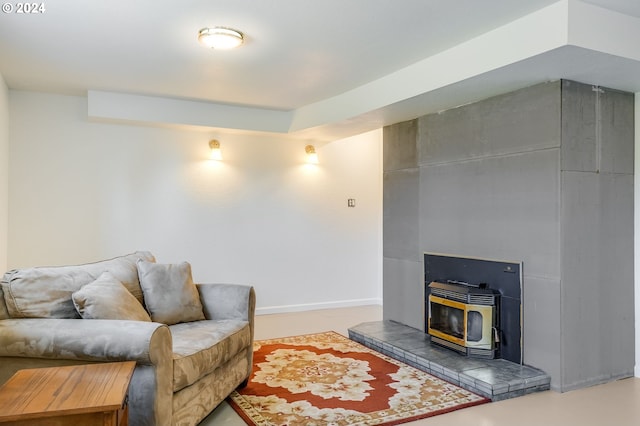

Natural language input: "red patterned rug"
[227,331,489,425]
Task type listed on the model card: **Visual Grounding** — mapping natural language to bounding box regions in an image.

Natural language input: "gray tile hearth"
[348,320,550,401]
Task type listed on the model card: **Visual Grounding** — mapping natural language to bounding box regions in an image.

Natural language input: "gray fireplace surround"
[382,80,634,392]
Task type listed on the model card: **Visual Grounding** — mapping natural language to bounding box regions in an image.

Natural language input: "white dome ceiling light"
[198,27,244,50]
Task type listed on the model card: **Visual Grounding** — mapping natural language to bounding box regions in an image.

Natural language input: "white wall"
[8,91,383,313]
[0,75,8,273]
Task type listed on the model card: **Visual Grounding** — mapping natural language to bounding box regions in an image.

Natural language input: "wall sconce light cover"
[305,145,319,164]
[209,139,222,160]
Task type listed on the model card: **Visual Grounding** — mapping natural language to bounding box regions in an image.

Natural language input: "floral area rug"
[227,331,489,425]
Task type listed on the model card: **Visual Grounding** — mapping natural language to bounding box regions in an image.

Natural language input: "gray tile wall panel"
[418,81,560,166]
[383,169,420,261]
[560,80,634,174]
[383,119,418,171]
[561,80,597,172]
[522,275,562,390]
[382,257,423,330]
[383,119,422,329]
[560,171,634,390]
[599,87,634,174]
[418,149,560,279]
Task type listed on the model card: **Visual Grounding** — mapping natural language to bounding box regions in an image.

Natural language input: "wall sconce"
[305,145,319,164]
[209,139,223,161]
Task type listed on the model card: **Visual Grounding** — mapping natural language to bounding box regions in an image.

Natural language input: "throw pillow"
[137,260,205,325]
[1,251,155,319]
[72,271,152,321]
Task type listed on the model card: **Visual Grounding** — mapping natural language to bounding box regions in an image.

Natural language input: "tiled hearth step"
[348,320,550,401]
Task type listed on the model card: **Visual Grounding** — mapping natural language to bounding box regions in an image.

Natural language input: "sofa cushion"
[137,260,205,325]
[1,251,155,319]
[170,319,251,392]
[72,271,152,321]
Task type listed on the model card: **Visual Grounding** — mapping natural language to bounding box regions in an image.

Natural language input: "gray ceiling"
[1,0,639,140]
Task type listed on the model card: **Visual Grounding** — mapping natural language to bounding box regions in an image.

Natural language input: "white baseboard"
[256,298,382,316]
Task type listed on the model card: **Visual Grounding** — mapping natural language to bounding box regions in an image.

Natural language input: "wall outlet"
[348,198,356,207]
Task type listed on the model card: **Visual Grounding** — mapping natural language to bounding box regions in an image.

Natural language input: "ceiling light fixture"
[198,27,244,50]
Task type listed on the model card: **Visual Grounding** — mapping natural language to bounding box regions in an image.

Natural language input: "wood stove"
[427,281,499,358]
[424,253,523,364]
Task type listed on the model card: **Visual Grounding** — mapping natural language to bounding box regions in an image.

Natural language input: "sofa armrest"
[0,318,171,365]
[196,283,255,347]
[196,284,255,322]
[0,318,173,426]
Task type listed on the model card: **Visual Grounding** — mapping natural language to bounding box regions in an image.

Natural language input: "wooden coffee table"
[0,361,136,426]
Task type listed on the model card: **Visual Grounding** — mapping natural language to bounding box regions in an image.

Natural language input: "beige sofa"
[0,252,255,426]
